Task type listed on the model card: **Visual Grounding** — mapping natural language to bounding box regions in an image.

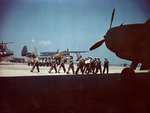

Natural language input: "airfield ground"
[0,63,148,77]
[0,63,150,113]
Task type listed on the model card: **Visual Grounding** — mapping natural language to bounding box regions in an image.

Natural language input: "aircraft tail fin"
[22,45,28,56]
[21,45,32,57]
[67,48,70,56]
[67,48,69,53]
[22,45,36,58]
[57,49,59,53]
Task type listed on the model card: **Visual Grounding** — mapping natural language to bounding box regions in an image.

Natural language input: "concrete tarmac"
[0,63,150,113]
[0,63,148,77]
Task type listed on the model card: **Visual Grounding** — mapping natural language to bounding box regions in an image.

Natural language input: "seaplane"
[0,41,14,61]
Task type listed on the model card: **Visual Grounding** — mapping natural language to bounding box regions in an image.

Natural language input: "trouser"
[84,64,89,73]
[75,65,84,75]
[67,65,74,74]
[103,66,109,74]
[31,62,39,72]
[96,66,102,74]
[49,65,57,73]
[87,65,91,74]
[58,64,66,73]
[91,65,95,74]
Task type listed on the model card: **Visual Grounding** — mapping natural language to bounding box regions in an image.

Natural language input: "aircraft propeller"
[90,39,105,51]
[90,8,115,51]
[110,8,115,29]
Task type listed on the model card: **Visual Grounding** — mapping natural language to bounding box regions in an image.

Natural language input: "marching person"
[91,58,97,74]
[84,57,90,74]
[49,56,57,73]
[30,54,40,72]
[95,58,102,74]
[67,56,74,74]
[75,55,84,75]
[103,58,109,74]
[87,57,92,74]
[58,56,66,73]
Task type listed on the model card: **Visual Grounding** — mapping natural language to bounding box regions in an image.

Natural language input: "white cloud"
[31,39,52,46]
[39,40,52,46]
[31,39,36,43]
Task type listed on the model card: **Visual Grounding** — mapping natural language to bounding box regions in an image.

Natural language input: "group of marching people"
[30,55,75,74]
[75,55,109,75]
[48,55,74,74]
[30,54,109,75]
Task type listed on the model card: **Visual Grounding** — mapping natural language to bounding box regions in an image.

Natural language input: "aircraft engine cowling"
[104,24,146,62]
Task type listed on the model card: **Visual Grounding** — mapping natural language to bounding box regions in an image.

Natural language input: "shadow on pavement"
[0,73,150,113]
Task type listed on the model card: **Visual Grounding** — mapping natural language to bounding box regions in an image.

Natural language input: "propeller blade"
[110,8,115,29]
[90,39,105,51]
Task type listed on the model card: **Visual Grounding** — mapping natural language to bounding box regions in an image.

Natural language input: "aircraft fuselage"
[104,20,150,70]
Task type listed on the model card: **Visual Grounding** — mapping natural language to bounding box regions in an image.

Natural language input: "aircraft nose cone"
[104,31,116,53]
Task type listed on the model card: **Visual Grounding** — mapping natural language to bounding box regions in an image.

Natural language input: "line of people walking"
[30,55,109,75]
[79,56,109,75]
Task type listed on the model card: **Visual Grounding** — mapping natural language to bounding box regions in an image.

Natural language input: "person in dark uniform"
[30,54,40,72]
[58,56,66,73]
[87,57,92,74]
[95,58,102,74]
[67,56,74,74]
[91,58,97,74]
[103,58,109,74]
[49,56,57,73]
[75,55,84,75]
[84,57,89,74]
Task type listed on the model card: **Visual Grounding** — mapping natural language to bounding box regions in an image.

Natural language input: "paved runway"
[0,63,148,77]
[0,63,150,113]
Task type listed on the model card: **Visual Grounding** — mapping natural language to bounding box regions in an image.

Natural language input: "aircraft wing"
[40,52,58,56]
[0,42,14,46]
[68,51,89,53]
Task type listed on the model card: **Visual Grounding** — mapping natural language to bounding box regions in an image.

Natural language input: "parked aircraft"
[52,49,88,59]
[0,41,14,61]
[9,57,25,63]
[40,50,59,57]
[22,45,88,65]
[90,8,150,78]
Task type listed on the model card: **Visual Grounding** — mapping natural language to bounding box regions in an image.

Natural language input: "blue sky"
[0,0,150,65]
